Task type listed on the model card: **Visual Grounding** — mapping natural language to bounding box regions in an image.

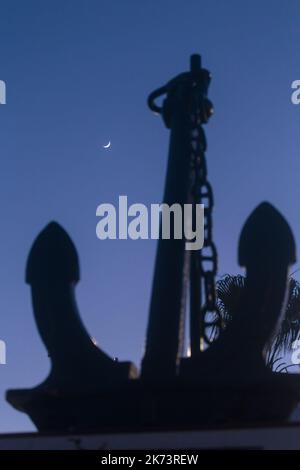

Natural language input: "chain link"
[190,99,223,350]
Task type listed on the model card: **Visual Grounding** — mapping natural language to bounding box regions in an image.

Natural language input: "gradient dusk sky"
[0,0,300,432]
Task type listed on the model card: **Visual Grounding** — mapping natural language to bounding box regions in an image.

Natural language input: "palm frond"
[215,274,300,367]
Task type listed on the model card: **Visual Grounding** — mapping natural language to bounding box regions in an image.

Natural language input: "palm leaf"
[215,274,300,368]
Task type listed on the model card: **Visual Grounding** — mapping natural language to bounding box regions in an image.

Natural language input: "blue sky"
[0,0,300,432]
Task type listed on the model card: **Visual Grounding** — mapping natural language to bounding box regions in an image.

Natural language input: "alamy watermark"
[0,80,7,365]
[0,80,6,104]
[0,340,6,365]
[96,196,204,250]
[291,340,300,365]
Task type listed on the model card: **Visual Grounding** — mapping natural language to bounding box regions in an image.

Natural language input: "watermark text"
[96,196,204,251]
[0,80,6,104]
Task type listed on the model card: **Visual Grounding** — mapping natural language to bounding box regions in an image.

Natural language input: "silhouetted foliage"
[216,275,300,370]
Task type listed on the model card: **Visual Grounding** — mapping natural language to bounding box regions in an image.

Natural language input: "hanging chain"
[190,90,223,350]
[148,55,222,353]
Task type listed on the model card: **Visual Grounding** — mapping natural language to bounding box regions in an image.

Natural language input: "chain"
[190,100,223,351]
[147,55,222,354]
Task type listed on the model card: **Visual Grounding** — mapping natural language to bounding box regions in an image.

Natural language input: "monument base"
[6,373,300,434]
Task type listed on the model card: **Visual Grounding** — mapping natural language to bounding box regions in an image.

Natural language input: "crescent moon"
[103,141,111,149]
